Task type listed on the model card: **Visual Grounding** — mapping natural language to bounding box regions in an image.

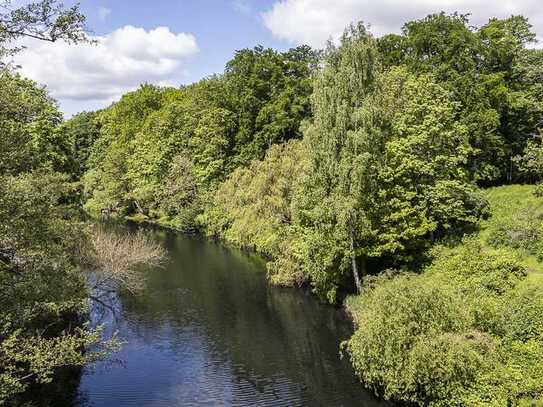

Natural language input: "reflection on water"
[60,228,387,406]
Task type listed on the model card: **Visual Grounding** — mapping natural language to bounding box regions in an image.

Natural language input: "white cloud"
[262,0,543,48]
[14,26,199,114]
[98,6,111,22]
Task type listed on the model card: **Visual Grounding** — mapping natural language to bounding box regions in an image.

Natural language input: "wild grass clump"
[484,185,543,261]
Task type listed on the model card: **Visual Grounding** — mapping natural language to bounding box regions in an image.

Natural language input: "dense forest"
[2,1,543,405]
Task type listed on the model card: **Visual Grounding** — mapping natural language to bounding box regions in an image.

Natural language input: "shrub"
[345,239,543,406]
[487,206,543,256]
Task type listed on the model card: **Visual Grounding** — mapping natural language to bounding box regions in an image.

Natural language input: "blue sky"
[13,0,543,116]
[81,0,286,84]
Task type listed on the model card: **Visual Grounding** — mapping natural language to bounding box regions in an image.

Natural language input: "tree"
[478,16,542,182]
[57,111,102,178]
[291,24,485,302]
[0,71,67,175]
[0,4,115,401]
[89,228,165,299]
[293,23,381,301]
[514,132,543,185]
[0,0,88,66]
[224,45,318,166]
[84,46,318,227]
[154,153,201,231]
[0,172,115,402]
[202,140,307,285]
[377,13,543,184]
[83,84,167,215]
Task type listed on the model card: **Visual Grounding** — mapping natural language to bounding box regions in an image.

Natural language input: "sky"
[12,0,543,116]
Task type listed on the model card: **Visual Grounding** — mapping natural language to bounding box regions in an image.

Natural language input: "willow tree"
[295,24,485,303]
[294,23,381,302]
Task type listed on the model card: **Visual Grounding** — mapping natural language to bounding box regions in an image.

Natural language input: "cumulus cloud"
[14,26,199,113]
[262,0,543,48]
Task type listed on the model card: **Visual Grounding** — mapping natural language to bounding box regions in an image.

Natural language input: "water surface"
[70,228,386,406]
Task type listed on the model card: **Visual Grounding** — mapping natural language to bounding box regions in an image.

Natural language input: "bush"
[89,227,166,295]
[345,239,543,406]
[345,273,482,405]
[426,240,526,296]
[201,140,307,286]
[487,206,543,256]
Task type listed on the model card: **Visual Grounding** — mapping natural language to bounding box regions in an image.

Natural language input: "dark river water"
[46,228,387,406]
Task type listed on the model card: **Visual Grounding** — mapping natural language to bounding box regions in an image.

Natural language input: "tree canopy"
[83,45,319,230]
[378,13,543,183]
[3,6,543,405]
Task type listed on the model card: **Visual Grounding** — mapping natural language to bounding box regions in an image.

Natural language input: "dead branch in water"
[89,228,166,296]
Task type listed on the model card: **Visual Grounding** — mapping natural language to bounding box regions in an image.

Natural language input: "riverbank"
[92,184,543,406]
[344,184,543,406]
[105,185,543,405]
[40,225,389,406]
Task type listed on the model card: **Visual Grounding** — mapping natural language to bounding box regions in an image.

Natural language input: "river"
[44,227,387,406]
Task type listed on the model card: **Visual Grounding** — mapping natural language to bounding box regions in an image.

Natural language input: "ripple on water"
[65,229,388,407]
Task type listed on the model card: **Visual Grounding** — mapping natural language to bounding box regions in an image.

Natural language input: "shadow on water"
[40,226,390,407]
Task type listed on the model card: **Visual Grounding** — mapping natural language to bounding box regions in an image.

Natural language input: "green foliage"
[0,71,68,175]
[154,153,201,231]
[487,205,543,258]
[378,13,543,183]
[345,269,488,406]
[202,140,306,285]
[82,14,541,307]
[0,172,112,402]
[84,84,168,215]
[56,12,543,405]
[0,0,89,66]
[0,324,107,403]
[426,241,526,299]
[57,111,102,178]
[514,133,543,184]
[288,25,485,302]
[83,46,317,226]
[345,186,543,406]
[291,23,382,302]
[224,45,317,167]
[484,184,543,260]
[0,67,112,402]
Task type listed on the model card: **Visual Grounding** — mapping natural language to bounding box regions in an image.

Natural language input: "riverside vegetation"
[0,2,165,403]
[1,1,543,405]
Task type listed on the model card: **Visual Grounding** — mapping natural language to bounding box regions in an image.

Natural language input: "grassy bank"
[345,185,543,406]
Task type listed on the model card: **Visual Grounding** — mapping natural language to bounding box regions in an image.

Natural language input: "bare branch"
[89,228,166,295]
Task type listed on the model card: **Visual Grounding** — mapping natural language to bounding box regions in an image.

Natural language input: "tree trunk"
[134,200,144,214]
[350,229,363,294]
